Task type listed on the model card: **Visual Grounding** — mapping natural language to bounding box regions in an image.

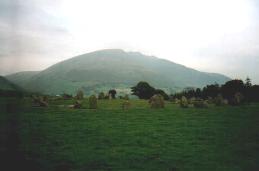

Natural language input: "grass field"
[1,98,259,171]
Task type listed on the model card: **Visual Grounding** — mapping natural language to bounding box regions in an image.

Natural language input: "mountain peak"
[5,49,230,94]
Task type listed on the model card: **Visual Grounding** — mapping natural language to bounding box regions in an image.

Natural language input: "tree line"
[172,78,259,103]
[131,78,259,105]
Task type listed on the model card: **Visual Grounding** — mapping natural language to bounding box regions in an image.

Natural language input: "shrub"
[98,92,105,99]
[180,96,188,108]
[149,94,165,108]
[122,100,131,110]
[193,99,208,108]
[89,95,97,109]
[76,90,84,100]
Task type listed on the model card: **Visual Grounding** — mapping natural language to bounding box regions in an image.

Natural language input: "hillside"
[0,76,22,91]
[6,71,40,87]
[6,49,230,94]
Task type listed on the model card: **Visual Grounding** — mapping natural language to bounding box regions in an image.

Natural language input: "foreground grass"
[1,98,259,171]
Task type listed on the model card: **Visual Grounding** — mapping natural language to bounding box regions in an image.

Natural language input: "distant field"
[1,98,259,171]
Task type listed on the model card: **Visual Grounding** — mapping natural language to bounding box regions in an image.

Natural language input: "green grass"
[1,98,259,171]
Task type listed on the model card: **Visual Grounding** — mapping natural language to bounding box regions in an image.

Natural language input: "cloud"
[0,0,259,84]
[190,23,259,83]
[0,0,70,57]
[0,0,77,74]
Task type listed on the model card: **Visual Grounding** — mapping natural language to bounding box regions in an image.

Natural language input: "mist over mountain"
[6,49,230,94]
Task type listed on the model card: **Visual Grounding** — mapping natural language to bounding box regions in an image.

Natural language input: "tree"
[249,85,259,102]
[221,79,245,100]
[154,89,169,100]
[183,87,196,98]
[131,81,156,99]
[202,84,220,98]
[244,77,252,102]
[108,89,117,99]
[245,77,252,87]
[75,90,84,100]
[98,92,105,99]
[195,88,202,98]
[171,78,259,103]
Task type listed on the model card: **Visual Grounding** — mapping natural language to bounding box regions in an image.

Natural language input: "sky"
[0,0,259,83]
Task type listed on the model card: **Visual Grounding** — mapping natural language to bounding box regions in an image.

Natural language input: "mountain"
[6,71,40,88]
[0,76,22,91]
[5,49,230,94]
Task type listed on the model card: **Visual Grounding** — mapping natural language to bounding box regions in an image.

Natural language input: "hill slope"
[0,76,23,91]
[6,49,230,94]
[6,71,40,88]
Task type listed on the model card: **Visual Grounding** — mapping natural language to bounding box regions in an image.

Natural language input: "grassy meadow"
[1,97,259,171]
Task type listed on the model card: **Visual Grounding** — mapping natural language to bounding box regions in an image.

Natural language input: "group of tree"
[131,81,169,100]
[172,78,259,105]
[98,89,117,99]
[108,89,117,99]
[59,89,118,100]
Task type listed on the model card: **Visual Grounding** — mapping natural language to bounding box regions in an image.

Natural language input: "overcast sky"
[1,0,259,83]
